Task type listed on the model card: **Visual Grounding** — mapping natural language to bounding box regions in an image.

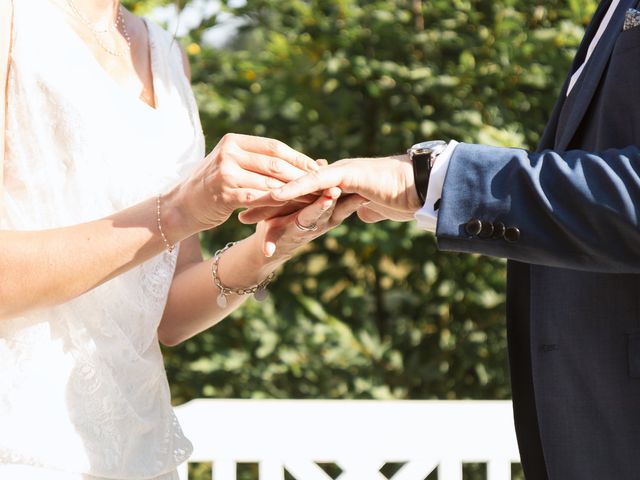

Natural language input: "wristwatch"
[407,140,447,205]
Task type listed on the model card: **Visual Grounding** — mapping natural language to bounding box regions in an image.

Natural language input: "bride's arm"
[156,48,290,345]
[0,129,318,323]
[0,26,318,322]
[0,1,182,320]
[158,192,367,346]
[158,233,286,346]
[0,192,197,320]
[155,47,273,345]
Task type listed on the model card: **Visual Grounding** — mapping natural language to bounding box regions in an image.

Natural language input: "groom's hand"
[356,201,418,223]
[240,155,422,224]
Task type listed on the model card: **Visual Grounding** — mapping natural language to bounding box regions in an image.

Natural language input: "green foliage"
[132,0,598,404]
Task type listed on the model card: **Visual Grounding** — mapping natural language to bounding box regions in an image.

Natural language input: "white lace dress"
[0,0,205,478]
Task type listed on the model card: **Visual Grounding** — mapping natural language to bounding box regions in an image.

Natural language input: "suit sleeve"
[435,143,640,273]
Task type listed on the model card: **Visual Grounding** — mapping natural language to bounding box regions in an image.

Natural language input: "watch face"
[410,140,446,155]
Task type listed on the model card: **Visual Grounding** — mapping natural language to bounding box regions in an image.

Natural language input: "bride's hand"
[237,159,335,225]
[172,133,319,235]
[255,189,369,259]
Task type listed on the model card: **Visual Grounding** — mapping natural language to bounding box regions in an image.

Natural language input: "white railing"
[174,399,520,480]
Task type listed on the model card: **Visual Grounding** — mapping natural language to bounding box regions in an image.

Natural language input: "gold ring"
[294,216,318,232]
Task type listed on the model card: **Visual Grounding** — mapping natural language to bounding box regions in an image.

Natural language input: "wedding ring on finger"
[294,215,318,232]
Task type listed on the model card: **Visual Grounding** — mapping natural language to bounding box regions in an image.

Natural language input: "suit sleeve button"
[504,227,521,242]
[465,218,483,236]
[491,221,505,239]
[478,221,494,239]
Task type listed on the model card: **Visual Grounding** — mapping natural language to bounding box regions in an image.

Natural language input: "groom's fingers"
[263,193,337,257]
[357,205,388,223]
[272,167,344,201]
[356,202,416,222]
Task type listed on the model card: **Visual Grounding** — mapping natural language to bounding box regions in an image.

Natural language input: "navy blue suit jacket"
[437,1,640,478]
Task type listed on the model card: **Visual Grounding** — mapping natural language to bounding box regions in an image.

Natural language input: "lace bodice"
[0,0,205,477]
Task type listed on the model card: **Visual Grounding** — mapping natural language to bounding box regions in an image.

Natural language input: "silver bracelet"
[211,241,276,308]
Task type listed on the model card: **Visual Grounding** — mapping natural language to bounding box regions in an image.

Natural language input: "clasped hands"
[176,134,422,261]
[238,144,424,258]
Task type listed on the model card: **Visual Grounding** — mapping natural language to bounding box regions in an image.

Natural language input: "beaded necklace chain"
[65,0,131,57]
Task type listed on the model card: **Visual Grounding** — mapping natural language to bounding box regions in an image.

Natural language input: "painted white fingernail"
[265,242,276,257]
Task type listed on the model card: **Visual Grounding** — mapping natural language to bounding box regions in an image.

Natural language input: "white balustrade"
[174,400,520,480]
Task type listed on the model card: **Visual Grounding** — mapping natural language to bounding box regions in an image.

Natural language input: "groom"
[245,1,640,478]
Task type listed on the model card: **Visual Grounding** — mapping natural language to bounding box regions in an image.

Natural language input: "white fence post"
[487,460,513,480]
[438,459,463,480]
[176,461,188,480]
[258,459,284,480]
[212,459,235,480]
[174,400,520,480]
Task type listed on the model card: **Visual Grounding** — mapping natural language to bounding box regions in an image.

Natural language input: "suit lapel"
[538,0,615,150]
[555,0,636,151]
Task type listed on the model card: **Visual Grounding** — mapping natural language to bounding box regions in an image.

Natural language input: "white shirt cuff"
[414,140,459,232]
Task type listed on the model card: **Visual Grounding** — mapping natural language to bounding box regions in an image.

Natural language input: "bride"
[0,0,364,478]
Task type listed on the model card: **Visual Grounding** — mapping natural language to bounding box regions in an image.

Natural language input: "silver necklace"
[65,0,132,57]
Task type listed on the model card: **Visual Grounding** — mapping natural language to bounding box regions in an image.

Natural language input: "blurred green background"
[125,0,595,477]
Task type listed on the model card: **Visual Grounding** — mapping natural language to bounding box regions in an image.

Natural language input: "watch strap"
[412,152,431,205]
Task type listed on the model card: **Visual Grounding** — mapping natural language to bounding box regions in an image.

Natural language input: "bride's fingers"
[239,196,316,224]
[232,189,288,208]
[237,152,311,184]
[232,169,287,191]
[239,189,340,224]
[296,194,336,230]
[330,195,370,224]
[239,204,300,224]
[262,221,286,257]
[324,186,342,199]
[231,134,319,173]
[240,206,287,224]
[264,194,336,257]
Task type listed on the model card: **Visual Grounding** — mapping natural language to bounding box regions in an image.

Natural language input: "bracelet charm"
[217,293,228,309]
[253,287,269,302]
